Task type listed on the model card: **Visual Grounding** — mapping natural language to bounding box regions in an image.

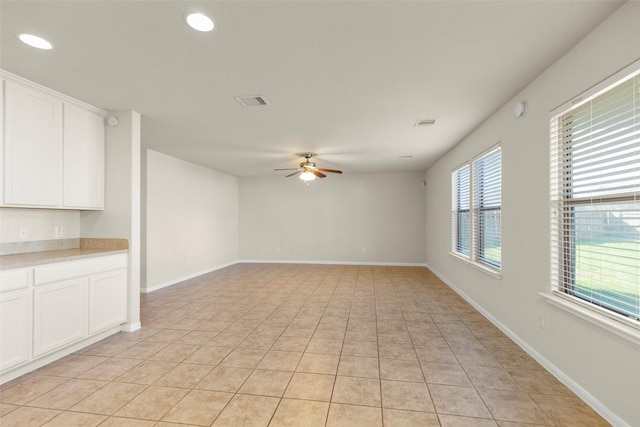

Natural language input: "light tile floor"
[0,264,611,426]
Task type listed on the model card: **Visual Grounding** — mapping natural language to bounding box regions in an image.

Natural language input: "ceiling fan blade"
[274,168,300,171]
[317,168,342,174]
[285,170,302,178]
[312,170,326,178]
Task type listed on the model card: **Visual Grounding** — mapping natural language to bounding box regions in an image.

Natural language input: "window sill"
[449,252,502,279]
[540,292,640,346]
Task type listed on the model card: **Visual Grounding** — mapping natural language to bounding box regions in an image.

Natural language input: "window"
[452,164,470,257]
[473,147,502,269]
[452,145,502,272]
[550,66,640,325]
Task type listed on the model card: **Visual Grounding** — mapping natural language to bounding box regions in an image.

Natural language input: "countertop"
[0,238,128,271]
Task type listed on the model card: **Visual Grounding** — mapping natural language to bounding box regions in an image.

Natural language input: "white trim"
[425,263,630,427]
[239,259,428,267]
[0,325,121,385]
[120,321,141,333]
[451,160,470,174]
[142,260,431,294]
[449,251,471,264]
[551,58,640,115]
[449,252,502,279]
[470,260,502,279]
[141,261,237,293]
[549,61,640,333]
[474,141,501,161]
[451,144,502,273]
[540,292,640,346]
[0,69,106,115]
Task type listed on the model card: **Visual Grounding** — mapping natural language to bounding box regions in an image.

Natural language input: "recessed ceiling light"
[186,13,214,32]
[17,33,53,50]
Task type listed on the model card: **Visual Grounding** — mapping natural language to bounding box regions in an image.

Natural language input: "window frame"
[472,146,502,271]
[452,162,471,259]
[451,144,502,276]
[548,59,640,338]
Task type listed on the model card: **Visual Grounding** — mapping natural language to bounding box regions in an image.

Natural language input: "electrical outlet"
[19,228,28,240]
[55,226,64,238]
[362,247,367,254]
[538,313,546,329]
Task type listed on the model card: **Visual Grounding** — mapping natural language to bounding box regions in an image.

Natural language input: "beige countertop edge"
[0,248,129,271]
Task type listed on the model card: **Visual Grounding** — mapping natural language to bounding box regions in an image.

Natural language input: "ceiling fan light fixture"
[299,171,316,181]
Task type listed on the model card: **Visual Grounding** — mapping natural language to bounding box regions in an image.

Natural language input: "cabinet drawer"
[34,254,127,285]
[0,268,32,292]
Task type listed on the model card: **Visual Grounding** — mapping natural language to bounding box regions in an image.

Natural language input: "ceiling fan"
[274,153,343,181]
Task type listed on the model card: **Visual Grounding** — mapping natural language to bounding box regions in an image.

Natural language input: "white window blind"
[451,145,502,273]
[551,70,640,323]
[452,164,470,256]
[473,147,502,269]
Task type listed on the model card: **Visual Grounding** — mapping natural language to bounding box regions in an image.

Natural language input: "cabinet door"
[0,290,31,372]
[33,278,87,356]
[3,81,62,206]
[63,103,104,209]
[89,269,127,333]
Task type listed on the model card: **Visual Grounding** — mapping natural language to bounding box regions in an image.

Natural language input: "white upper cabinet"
[3,80,63,207]
[63,103,104,209]
[1,71,105,210]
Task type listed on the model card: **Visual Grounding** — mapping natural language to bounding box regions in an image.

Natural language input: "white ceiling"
[0,0,623,177]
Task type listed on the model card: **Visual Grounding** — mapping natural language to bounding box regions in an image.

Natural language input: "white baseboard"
[141,261,238,293]
[0,325,122,385]
[424,262,629,427]
[239,259,428,267]
[142,260,427,294]
[121,321,141,332]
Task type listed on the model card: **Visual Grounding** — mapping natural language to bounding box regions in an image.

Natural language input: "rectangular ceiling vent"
[234,95,271,107]
[414,118,436,127]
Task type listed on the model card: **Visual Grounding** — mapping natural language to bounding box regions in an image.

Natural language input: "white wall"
[0,208,79,243]
[81,110,141,331]
[240,172,426,264]
[144,150,239,291]
[424,3,640,426]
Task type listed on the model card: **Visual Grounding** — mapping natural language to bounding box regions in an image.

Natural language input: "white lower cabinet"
[0,253,127,383]
[89,269,127,334]
[33,277,88,357]
[0,290,30,372]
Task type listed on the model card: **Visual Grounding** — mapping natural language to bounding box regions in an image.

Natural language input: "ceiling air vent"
[234,95,271,107]
[414,118,436,127]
